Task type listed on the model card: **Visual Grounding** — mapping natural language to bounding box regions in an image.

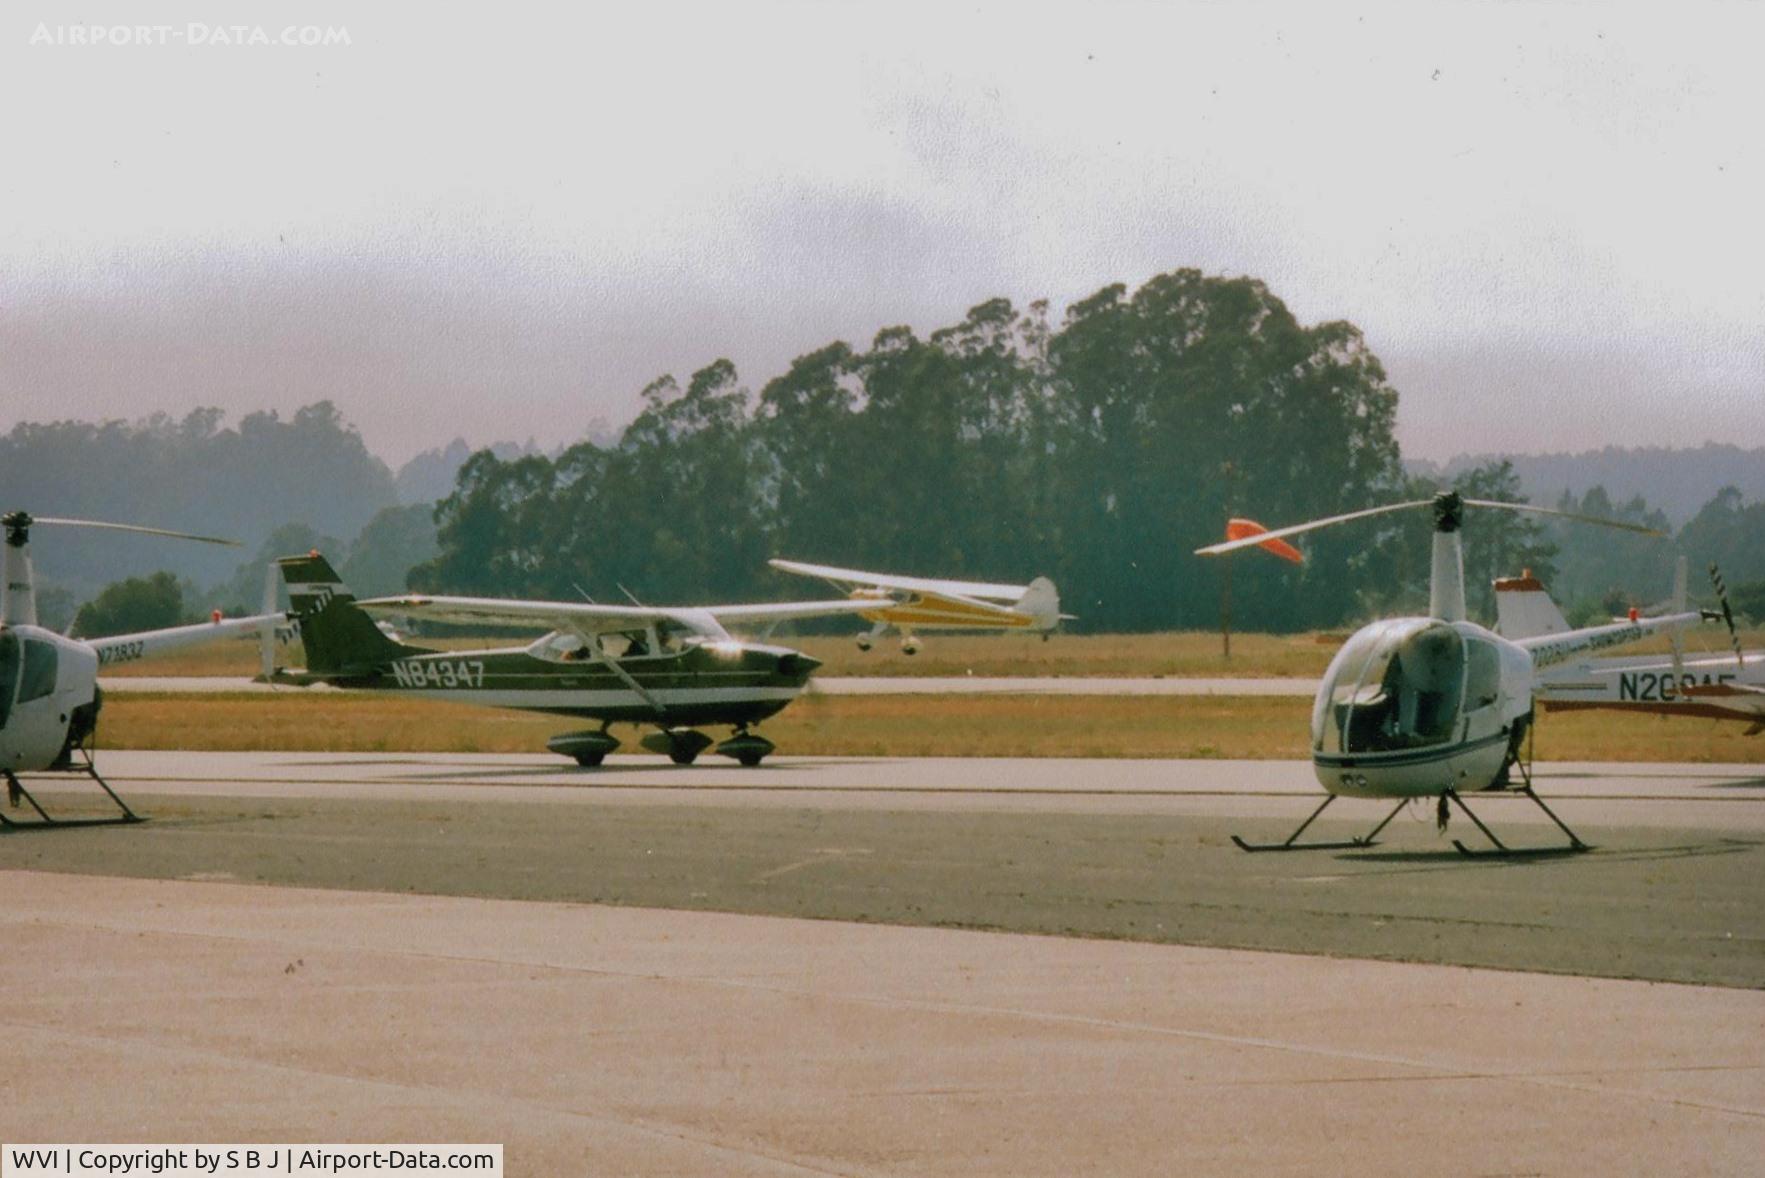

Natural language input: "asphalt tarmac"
[4,751,1762,1173]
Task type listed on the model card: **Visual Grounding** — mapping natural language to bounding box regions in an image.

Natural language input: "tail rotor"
[1709,563,1745,668]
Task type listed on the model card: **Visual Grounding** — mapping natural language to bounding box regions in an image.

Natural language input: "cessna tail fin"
[277,552,425,675]
[1493,570,1570,640]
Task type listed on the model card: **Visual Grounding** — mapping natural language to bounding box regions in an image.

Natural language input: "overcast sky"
[2,2,1759,467]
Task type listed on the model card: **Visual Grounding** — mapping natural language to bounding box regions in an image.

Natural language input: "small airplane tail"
[277,552,424,675]
[1015,576,1065,631]
[1493,570,1570,640]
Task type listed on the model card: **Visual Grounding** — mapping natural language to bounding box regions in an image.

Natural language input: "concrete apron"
[1,870,1760,1176]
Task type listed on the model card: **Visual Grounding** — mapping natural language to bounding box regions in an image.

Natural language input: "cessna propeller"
[1196,492,1704,856]
[0,510,283,828]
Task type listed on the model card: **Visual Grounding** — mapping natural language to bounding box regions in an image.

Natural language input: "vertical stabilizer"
[1493,571,1570,640]
[1014,576,1063,631]
[277,552,425,674]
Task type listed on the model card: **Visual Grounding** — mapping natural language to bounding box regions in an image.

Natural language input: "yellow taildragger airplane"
[767,559,1069,654]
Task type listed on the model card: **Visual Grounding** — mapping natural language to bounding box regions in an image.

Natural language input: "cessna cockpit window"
[597,628,660,659]
[655,621,691,654]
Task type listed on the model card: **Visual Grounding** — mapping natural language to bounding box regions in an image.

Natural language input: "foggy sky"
[3,3,1759,467]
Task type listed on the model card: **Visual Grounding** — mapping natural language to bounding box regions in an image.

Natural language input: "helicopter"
[1195,491,1709,856]
[1,510,283,828]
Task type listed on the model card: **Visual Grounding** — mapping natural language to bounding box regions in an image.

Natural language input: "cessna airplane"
[1497,562,1763,734]
[1196,492,1707,855]
[768,558,1068,653]
[276,553,896,766]
[2,510,282,827]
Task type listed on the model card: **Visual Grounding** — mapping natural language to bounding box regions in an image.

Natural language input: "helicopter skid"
[1230,795,1408,853]
[1446,787,1591,857]
[2,762,143,831]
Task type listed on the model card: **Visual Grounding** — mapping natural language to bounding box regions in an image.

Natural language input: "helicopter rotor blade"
[30,516,242,546]
[1458,499,1665,536]
[1194,500,1433,556]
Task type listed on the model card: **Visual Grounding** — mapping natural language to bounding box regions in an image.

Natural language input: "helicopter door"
[1379,623,1465,751]
[2,634,71,770]
[1459,636,1505,743]
[0,630,18,729]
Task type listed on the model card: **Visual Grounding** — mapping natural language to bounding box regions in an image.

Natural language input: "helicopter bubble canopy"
[1312,618,1468,757]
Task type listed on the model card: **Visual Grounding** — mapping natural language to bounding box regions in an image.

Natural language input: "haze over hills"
[1407,444,1765,528]
[393,438,545,506]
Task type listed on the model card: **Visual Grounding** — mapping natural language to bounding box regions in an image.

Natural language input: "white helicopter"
[768,558,1069,654]
[1,510,282,828]
[1196,491,1709,856]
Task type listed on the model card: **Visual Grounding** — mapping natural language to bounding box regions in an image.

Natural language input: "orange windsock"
[1226,518,1303,564]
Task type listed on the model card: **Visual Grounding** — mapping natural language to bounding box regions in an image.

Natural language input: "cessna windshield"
[1313,619,1466,756]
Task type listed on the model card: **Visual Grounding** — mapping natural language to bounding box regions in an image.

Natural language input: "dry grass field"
[97,690,1765,762]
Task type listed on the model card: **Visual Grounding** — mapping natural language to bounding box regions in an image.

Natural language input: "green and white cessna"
[275,554,882,767]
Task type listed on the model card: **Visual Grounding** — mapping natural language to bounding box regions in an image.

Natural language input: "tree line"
[22,267,1759,636]
[411,269,1564,633]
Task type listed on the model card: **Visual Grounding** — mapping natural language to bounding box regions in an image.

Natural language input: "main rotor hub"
[2,511,32,547]
[1432,492,1464,534]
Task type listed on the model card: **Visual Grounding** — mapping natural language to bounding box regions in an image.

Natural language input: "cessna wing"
[354,592,891,641]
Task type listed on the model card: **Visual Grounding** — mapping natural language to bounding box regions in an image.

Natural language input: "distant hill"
[1408,444,1765,526]
[395,438,544,505]
[0,403,398,598]
[393,423,621,505]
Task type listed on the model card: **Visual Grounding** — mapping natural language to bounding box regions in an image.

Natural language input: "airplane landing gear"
[717,729,776,767]
[546,727,621,767]
[641,727,714,765]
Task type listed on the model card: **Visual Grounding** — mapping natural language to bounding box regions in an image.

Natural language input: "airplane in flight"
[768,558,1068,654]
[275,553,896,766]
[1496,561,1762,734]
[2,510,282,827]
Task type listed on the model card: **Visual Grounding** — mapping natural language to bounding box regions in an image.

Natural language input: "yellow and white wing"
[768,559,1066,632]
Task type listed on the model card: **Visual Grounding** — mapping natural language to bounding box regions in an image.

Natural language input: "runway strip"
[1,870,1760,1175]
